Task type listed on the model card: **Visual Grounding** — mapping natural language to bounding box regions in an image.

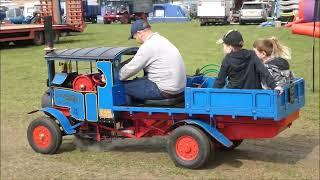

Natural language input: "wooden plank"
[0,24,68,31]
[0,24,44,30]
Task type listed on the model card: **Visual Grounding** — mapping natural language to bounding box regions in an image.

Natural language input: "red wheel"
[27,116,62,154]
[168,125,211,169]
[32,126,52,149]
[92,74,105,86]
[73,75,95,91]
[175,135,199,161]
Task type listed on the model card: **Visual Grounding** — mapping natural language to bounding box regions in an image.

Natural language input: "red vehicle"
[103,5,131,24]
[103,0,151,24]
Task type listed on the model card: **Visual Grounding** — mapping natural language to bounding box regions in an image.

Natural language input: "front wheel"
[104,19,111,24]
[239,19,245,25]
[27,116,62,154]
[167,125,211,169]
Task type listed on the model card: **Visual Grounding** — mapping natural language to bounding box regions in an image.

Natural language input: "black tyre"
[53,31,60,44]
[104,20,111,24]
[33,31,44,45]
[27,116,62,154]
[200,21,206,26]
[220,140,243,151]
[239,19,245,25]
[168,125,211,169]
[91,17,97,24]
[120,15,130,24]
[60,31,70,37]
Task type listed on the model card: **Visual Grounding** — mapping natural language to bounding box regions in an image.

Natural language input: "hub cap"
[33,126,52,149]
[175,135,199,161]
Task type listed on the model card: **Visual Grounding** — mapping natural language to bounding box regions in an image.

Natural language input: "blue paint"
[85,93,98,122]
[112,77,304,121]
[183,119,233,147]
[52,73,68,85]
[41,47,305,138]
[40,107,76,134]
[112,84,126,106]
[53,89,85,120]
[97,61,114,110]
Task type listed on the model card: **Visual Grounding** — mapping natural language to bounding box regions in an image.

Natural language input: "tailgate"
[242,10,261,17]
[198,0,226,17]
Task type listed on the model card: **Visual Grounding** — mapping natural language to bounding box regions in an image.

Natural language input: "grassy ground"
[1,21,319,179]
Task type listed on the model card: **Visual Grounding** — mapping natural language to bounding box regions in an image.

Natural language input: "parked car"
[239,1,268,25]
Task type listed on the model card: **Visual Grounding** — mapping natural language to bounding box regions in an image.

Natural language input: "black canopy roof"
[45,47,139,61]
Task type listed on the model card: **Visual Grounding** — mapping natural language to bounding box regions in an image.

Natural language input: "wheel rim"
[32,125,52,149]
[175,135,199,161]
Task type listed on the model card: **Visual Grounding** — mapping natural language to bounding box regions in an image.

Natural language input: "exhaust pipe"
[44,16,55,53]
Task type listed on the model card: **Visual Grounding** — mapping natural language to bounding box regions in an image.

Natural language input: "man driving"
[119,20,186,103]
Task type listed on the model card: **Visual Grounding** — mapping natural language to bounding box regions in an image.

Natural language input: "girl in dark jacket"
[253,37,293,89]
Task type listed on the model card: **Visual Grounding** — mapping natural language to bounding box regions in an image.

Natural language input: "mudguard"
[28,107,82,135]
[172,119,233,148]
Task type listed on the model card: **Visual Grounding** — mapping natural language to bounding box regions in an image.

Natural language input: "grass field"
[1,21,319,179]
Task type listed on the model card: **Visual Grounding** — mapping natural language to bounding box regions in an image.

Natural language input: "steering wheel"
[92,74,105,86]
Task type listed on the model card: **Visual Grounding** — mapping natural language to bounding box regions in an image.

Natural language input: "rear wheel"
[104,19,111,24]
[91,17,97,24]
[168,125,211,169]
[239,19,245,25]
[53,31,60,44]
[27,116,62,154]
[120,14,130,24]
[33,31,44,45]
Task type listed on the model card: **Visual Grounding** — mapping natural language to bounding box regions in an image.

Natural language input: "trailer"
[27,47,305,169]
[0,0,84,45]
[0,24,80,45]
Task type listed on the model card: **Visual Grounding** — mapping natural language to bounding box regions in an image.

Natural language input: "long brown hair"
[253,37,291,60]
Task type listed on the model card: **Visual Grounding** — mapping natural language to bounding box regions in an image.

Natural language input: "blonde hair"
[253,37,291,60]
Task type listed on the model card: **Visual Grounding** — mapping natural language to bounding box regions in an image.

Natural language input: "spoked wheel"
[220,140,243,151]
[168,125,211,169]
[27,116,62,154]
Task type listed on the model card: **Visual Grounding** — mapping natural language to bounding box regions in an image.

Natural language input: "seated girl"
[253,37,293,89]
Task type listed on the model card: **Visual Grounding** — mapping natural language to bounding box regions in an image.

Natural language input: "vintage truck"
[27,47,305,169]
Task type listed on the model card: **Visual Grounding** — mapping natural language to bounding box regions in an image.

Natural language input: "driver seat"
[144,95,184,106]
